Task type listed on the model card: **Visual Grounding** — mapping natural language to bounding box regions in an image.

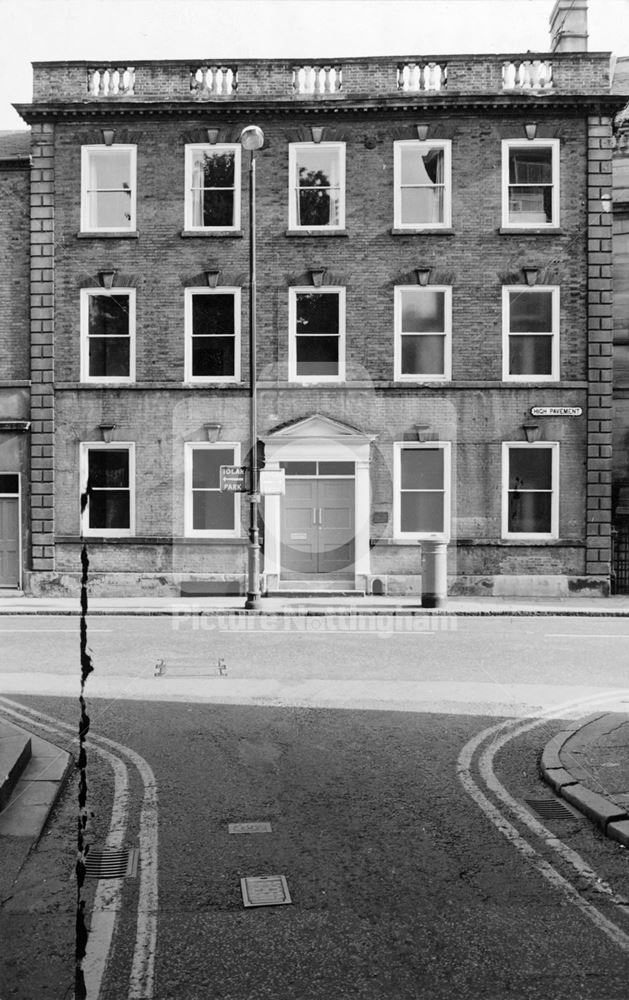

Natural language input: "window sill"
[56,382,248,390]
[285,229,349,237]
[457,538,584,547]
[77,230,139,239]
[286,379,345,386]
[390,227,454,235]
[56,535,248,546]
[180,229,244,238]
[498,226,563,235]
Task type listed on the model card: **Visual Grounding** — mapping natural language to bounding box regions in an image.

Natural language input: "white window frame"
[394,140,452,230]
[184,441,241,538]
[184,143,241,231]
[80,288,136,384]
[501,139,560,229]
[184,287,241,384]
[288,286,346,384]
[80,145,137,233]
[80,442,135,538]
[288,142,346,230]
[394,285,452,382]
[502,285,559,382]
[393,441,451,542]
[502,442,559,540]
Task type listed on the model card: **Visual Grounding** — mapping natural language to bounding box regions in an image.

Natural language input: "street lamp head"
[240,125,264,151]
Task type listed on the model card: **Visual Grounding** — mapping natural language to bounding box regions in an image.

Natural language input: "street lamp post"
[241,125,264,610]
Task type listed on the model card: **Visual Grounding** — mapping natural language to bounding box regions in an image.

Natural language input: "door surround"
[262,414,375,591]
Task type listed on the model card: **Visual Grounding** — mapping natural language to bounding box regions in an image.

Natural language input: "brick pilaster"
[585,115,614,585]
[29,123,55,572]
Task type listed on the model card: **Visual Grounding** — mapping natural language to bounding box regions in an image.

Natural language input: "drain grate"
[84,848,139,880]
[241,875,291,908]
[525,798,575,821]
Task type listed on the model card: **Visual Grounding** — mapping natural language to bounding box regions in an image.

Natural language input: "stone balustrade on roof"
[26,53,614,107]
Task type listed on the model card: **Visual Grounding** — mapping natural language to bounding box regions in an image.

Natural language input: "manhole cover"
[524,798,575,820]
[84,848,139,879]
[229,822,272,834]
[241,875,291,908]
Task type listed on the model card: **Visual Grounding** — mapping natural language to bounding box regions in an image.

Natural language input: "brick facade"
[12,54,624,597]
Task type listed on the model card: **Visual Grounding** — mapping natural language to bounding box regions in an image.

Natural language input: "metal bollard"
[421,541,447,608]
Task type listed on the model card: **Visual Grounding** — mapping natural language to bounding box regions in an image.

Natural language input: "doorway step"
[268,579,364,598]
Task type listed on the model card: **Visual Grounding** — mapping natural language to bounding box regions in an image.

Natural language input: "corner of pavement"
[541,713,629,849]
[0,718,74,902]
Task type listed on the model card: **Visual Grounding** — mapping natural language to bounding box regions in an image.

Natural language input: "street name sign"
[530,406,582,417]
[220,465,249,492]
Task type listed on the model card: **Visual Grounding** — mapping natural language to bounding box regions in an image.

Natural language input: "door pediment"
[264,413,374,443]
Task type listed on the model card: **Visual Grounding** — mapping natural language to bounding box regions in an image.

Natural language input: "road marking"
[546,634,629,639]
[479,719,629,909]
[0,699,130,998]
[0,696,158,1000]
[458,688,629,954]
[0,628,112,632]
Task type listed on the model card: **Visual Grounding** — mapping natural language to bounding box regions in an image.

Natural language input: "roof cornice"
[14,93,628,124]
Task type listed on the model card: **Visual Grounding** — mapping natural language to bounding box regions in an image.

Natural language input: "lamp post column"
[241,126,264,610]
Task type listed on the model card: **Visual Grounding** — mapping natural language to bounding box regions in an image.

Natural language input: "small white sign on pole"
[259,469,286,495]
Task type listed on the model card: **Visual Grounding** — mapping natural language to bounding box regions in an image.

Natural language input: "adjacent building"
[3,1,627,598]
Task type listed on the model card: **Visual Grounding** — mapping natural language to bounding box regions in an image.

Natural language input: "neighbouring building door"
[281,475,355,578]
[0,474,20,588]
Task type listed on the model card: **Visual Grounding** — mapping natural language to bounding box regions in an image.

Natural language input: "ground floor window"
[184,443,241,536]
[80,444,134,536]
[502,442,558,538]
[393,442,451,540]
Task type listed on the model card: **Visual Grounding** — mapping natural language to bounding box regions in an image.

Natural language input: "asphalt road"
[1,617,629,998]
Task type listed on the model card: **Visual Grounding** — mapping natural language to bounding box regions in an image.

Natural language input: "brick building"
[611,56,629,590]
[0,131,30,588]
[5,1,628,598]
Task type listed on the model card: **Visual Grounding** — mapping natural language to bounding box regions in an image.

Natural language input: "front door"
[0,487,20,588]
[281,477,355,579]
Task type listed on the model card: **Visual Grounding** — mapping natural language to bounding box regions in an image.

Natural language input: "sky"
[1,0,628,131]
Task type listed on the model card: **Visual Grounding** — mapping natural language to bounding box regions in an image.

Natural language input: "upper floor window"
[503,286,559,381]
[81,146,136,232]
[185,288,241,383]
[289,288,345,382]
[289,143,345,230]
[394,286,452,381]
[394,140,452,229]
[393,442,451,541]
[80,443,135,537]
[502,442,558,539]
[184,144,241,230]
[184,443,241,537]
[502,139,559,228]
[80,289,135,383]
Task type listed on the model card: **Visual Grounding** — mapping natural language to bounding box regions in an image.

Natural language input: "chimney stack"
[549,0,588,52]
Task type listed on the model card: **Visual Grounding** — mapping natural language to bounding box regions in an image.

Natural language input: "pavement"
[1,590,628,909]
[540,712,629,848]
[2,591,629,615]
[0,717,73,906]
